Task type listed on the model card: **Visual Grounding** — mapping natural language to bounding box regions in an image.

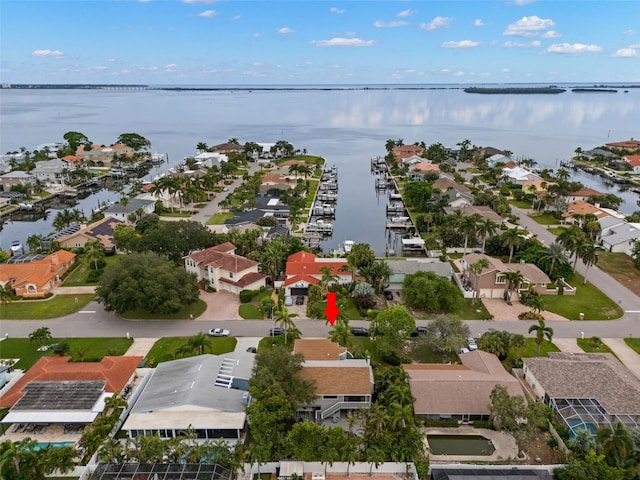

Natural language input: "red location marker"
[324,292,340,326]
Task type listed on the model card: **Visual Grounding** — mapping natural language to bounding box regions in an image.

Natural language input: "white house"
[501,166,543,184]
[103,198,155,221]
[184,242,266,294]
[598,216,640,256]
[623,155,640,173]
[31,158,69,185]
[194,151,229,168]
[401,154,424,166]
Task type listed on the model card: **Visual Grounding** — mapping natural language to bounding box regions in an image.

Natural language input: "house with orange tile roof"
[623,155,640,173]
[0,250,76,297]
[0,356,141,432]
[283,251,351,296]
[185,242,266,294]
[391,145,424,163]
[75,144,135,166]
[561,200,609,225]
[55,217,126,250]
[606,138,640,153]
[408,161,440,180]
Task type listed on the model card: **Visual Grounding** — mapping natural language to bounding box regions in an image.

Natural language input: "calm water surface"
[1,87,639,254]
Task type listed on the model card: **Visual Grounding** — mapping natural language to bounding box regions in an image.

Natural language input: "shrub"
[52,342,70,356]
[473,419,494,429]
[424,418,459,428]
[239,290,255,303]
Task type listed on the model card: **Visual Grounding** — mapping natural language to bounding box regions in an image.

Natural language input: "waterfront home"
[282,251,351,296]
[486,153,512,167]
[622,155,640,172]
[30,158,69,186]
[442,204,503,223]
[0,355,140,444]
[296,352,373,423]
[456,253,565,299]
[401,154,424,166]
[75,143,135,166]
[598,216,640,256]
[434,188,474,209]
[391,145,424,163]
[523,352,640,437]
[0,170,33,192]
[404,350,524,422]
[561,200,609,225]
[606,138,640,153]
[385,258,454,291]
[103,198,155,221]
[408,161,440,179]
[184,242,266,294]
[55,217,125,251]
[0,250,76,297]
[193,151,229,168]
[433,176,472,195]
[121,352,255,443]
[582,148,619,161]
[501,166,543,184]
[566,187,604,203]
[210,141,245,155]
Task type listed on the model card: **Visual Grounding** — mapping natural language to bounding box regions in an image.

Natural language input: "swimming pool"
[32,441,76,451]
[428,434,495,456]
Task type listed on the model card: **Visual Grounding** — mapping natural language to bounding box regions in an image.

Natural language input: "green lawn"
[0,337,133,370]
[529,212,560,225]
[508,200,532,209]
[258,334,294,352]
[121,299,207,320]
[63,255,120,286]
[408,341,459,364]
[597,252,640,297]
[2,294,95,320]
[239,304,263,319]
[206,212,234,225]
[159,211,194,218]
[520,338,560,358]
[413,299,491,321]
[316,297,363,320]
[305,179,320,208]
[624,338,640,355]
[577,337,613,354]
[547,227,566,236]
[542,273,623,320]
[145,336,237,365]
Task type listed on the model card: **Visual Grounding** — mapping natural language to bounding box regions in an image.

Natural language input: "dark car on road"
[410,326,427,337]
[246,347,257,353]
[295,296,305,305]
[270,327,286,336]
[350,327,370,337]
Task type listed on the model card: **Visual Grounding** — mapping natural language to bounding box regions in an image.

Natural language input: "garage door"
[290,287,308,296]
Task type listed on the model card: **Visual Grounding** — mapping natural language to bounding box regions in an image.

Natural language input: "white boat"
[343,240,355,253]
[18,202,34,210]
[10,241,24,255]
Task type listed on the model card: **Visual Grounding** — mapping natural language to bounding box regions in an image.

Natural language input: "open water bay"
[1,85,639,254]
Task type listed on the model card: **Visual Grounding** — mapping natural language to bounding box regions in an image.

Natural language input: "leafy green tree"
[477,329,511,359]
[568,428,598,458]
[352,282,376,308]
[139,220,218,262]
[96,252,200,314]
[554,451,628,480]
[116,133,151,151]
[528,319,554,356]
[402,270,460,311]
[28,326,52,348]
[329,319,352,349]
[424,316,470,354]
[370,305,415,352]
[84,239,105,270]
[63,131,90,151]
[0,285,17,316]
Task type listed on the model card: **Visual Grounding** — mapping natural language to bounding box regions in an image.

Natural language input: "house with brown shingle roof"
[391,145,424,163]
[56,217,125,251]
[0,250,76,297]
[404,350,524,421]
[283,251,351,296]
[457,253,560,299]
[523,352,640,436]
[185,242,266,294]
[293,338,350,361]
[442,204,503,223]
[567,188,604,203]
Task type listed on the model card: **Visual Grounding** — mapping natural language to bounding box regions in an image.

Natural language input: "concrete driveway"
[482,298,569,322]
[198,291,241,320]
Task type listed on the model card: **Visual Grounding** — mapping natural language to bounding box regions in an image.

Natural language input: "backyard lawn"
[597,252,640,297]
[408,341,459,364]
[121,299,207,320]
[0,337,133,370]
[2,294,95,320]
[206,212,234,225]
[63,255,120,286]
[542,273,623,320]
[145,336,237,365]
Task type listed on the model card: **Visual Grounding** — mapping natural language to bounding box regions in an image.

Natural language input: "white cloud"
[630,44,640,48]
[231,15,241,21]
[546,43,603,54]
[183,0,216,4]
[623,29,636,35]
[164,63,177,70]
[278,27,294,34]
[311,37,375,47]
[504,40,541,47]
[32,49,64,58]
[612,48,637,58]
[441,40,480,48]
[397,9,417,18]
[374,20,407,28]
[420,16,452,31]
[252,33,261,38]
[509,0,536,5]
[330,7,345,14]
[502,68,511,73]
[474,19,484,27]
[503,16,554,36]
[197,10,216,17]
[453,71,465,76]
[541,30,561,38]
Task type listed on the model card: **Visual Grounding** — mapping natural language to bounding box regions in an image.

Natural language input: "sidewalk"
[602,338,640,380]
[51,286,97,295]
[553,338,582,353]
[124,338,158,358]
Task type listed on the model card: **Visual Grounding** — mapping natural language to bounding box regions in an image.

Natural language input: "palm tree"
[196,142,208,152]
[460,214,480,254]
[477,219,498,254]
[329,319,352,348]
[579,241,599,285]
[319,266,339,296]
[274,303,297,344]
[0,285,16,317]
[26,234,43,253]
[28,326,52,348]
[84,239,105,270]
[597,422,634,467]
[544,242,567,279]
[502,228,525,262]
[469,258,489,304]
[180,332,212,356]
[528,319,553,356]
[504,270,524,303]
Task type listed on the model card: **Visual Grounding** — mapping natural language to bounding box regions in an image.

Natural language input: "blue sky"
[1,0,638,84]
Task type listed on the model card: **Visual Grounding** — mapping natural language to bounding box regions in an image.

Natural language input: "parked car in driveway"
[270,327,286,336]
[284,296,293,306]
[467,337,478,350]
[350,327,369,337]
[295,296,305,305]
[410,326,427,337]
[209,328,230,337]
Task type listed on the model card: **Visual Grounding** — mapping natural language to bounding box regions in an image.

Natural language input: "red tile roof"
[571,188,603,197]
[1,250,76,292]
[625,155,640,167]
[219,271,266,288]
[285,251,348,278]
[187,242,258,273]
[0,356,142,407]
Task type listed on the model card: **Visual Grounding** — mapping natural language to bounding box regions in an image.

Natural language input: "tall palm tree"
[528,319,553,356]
[28,326,52,348]
[580,241,599,285]
[319,266,339,296]
[502,228,525,262]
[181,332,212,356]
[469,258,489,304]
[477,219,498,254]
[597,422,633,467]
[274,303,297,344]
[329,319,352,348]
[503,269,524,303]
[84,239,105,270]
[460,214,480,254]
[544,242,567,279]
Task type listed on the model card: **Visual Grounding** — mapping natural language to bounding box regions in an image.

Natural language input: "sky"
[1,0,638,85]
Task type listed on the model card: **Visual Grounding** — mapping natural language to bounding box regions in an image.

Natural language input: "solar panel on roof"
[13,380,106,411]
